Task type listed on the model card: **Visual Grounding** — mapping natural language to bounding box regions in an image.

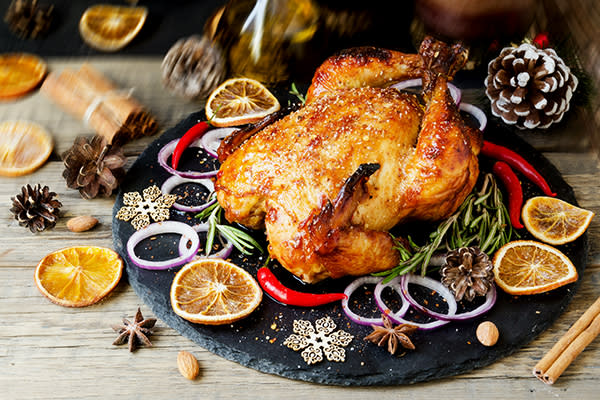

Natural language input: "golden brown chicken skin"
[215,38,482,283]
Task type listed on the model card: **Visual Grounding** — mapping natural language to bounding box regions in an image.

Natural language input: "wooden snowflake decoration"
[283,316,353,365]
[115,185,177,230]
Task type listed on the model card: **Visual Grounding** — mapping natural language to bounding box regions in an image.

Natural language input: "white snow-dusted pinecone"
[484,43,578,130]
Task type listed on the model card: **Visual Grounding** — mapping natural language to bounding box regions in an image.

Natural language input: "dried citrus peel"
[0,120,53,177]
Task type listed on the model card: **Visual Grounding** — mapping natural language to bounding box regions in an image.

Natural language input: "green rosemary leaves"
[376,173,514,281]
[195,196,263,256]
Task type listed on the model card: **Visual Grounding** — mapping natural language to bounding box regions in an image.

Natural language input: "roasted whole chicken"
[215,37,482,283]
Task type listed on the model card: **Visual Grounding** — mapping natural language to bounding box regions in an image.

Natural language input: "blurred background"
[0,0,598,148]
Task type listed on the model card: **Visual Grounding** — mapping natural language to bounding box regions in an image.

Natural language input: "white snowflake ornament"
[283,316,353,365]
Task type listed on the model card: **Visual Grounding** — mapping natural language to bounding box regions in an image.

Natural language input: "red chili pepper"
[171,121,211,169]
[482,141,556,197]
[492,161,524,229]
[257,267,347,307]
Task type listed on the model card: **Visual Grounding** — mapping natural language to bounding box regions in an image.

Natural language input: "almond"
[67,216,98,232]
[177,350,200,380]
[476,321,499,346]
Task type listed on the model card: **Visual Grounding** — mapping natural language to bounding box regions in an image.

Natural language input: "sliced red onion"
[374,276,409,318]
[200,127,237,158]
[443,285,496,321]
[158,139,218,179]
[390,78,461,105]
[180,223,234,260]
[387,311,451,330]
[160,175,216,213]
[204,241,234,260]
[341,276,384,326]
[191,222,209,232]
[404,280,496,322]
[460,102,487,131]
[390,78,422,92]
[399,274,458,321]
[127,221,199,270]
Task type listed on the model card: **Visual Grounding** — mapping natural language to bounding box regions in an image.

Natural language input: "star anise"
[112,308,157,352]
[364,314,417,355]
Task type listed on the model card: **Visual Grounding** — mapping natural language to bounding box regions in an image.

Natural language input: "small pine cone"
[4,0,54,39]
[441,247,493,302]
[162,35,226,100]
[10,184,62,233]
[485,43,578,130]
[62,135,127,200]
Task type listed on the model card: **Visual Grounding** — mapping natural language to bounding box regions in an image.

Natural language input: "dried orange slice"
[493,240,578,295]
[0,53,47,99]
[522,196,594,245]
[205,77,280,127]
[0,121,53,177]
[35,246,123,307]
[79,5,147,52]
[170,259,262,325]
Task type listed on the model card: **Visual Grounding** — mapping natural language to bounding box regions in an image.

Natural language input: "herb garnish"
[289,82,306,105]
[195,194,263,256]
[375,173,514,281]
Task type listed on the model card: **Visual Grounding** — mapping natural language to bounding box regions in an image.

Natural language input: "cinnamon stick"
[533,296,600,384]
[41,70,122,140]
[41,64,157,145]
[77,64,157,142]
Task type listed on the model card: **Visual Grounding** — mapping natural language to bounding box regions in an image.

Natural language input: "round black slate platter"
[112,110,587,386]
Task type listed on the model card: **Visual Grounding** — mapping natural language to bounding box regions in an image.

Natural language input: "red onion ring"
[380,274,454,330]
[179,223,234,260]
[390,78,461,105]
[387,311,451,330]
[402,275,497,321]
[127,221,200,270]
[399,274,458,321]
[160,175,216,213]
[444,285,496,321]
[158,139,218,179]
[373,276,409,318]
[341,276,384,326]
[200,127,237,158]
[459,102,487,131]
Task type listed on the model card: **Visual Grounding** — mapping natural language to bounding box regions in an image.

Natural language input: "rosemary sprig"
[374,173,514,282]
[289,82,306,105]
[195,195,263,256]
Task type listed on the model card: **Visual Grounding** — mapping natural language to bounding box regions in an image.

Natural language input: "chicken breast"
[215,37,482,283]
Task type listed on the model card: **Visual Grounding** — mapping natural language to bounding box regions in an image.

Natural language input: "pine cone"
[485,43,578,130]
[62,135,127,199]
[161,35,226,100]
[441,247,493,302]
[10,184,61,232]
[4,0,54,39]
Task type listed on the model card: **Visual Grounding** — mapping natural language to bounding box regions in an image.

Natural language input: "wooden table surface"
[1,58,599,399]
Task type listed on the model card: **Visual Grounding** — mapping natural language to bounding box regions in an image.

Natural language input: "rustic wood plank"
[2,265,599,399]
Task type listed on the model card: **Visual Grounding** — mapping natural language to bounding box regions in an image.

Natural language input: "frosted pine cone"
[484,43,578,129]
[162,35,226,100]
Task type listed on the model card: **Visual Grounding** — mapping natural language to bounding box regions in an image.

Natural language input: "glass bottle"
[215,0,321,85]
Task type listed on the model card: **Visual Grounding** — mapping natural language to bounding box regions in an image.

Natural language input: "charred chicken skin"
[215,37,482,283]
